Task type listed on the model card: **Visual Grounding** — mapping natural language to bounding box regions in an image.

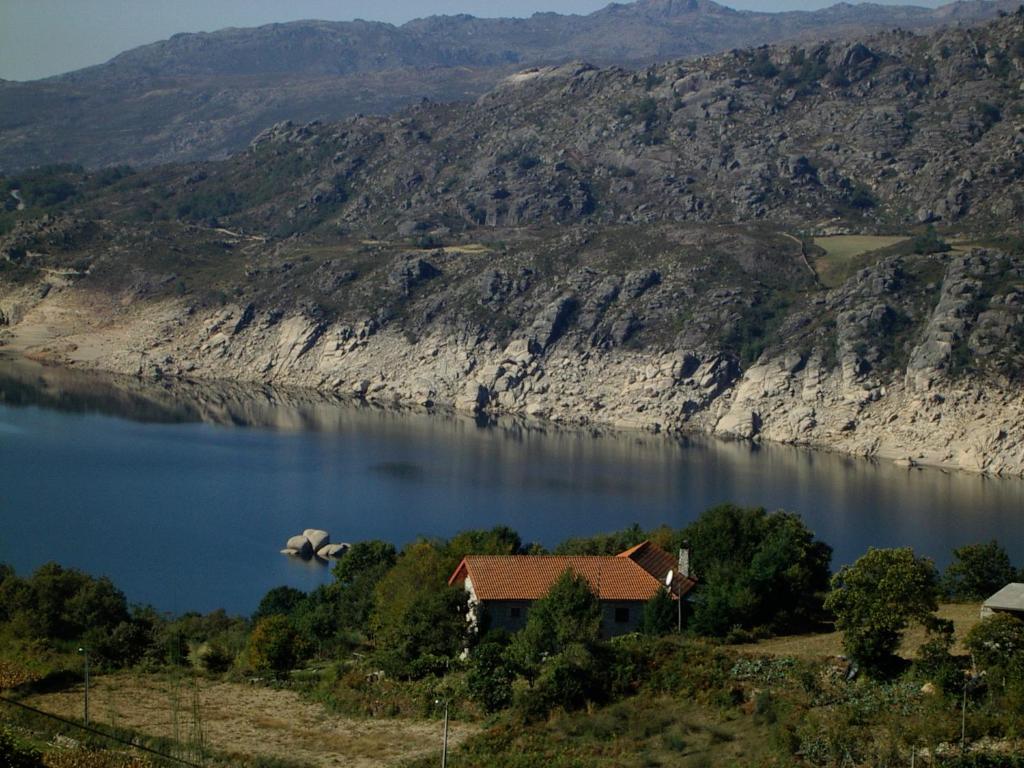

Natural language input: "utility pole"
[442,698,449,768]
[961,679,968,753]
[435,698,449,768]
[77,647,90,726]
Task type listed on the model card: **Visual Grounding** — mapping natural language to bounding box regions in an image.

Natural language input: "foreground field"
[24,673,475,768]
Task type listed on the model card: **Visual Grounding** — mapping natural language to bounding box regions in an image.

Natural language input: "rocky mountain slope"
[2,13,1024,475]
[0,0,1018,171]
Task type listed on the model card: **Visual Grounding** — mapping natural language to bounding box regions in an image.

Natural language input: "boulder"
[455,382,490,413]
[319,543,350,559]
[286,535,312,557]
[303,529,330,552]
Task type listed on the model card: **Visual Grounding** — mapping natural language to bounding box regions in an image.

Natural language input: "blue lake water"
[0,356,1021,616]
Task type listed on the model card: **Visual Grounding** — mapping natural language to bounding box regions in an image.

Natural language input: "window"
[614,607,630,624]
[510,606,521,619]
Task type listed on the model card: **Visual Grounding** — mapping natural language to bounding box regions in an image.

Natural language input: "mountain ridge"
[0,0,1018,171]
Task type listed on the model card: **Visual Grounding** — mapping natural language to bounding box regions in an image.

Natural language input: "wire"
[0,695,204,768]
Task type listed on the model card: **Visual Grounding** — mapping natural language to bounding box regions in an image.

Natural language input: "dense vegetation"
[1,507,1022,767]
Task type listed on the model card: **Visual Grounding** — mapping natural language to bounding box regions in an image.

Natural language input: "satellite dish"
[665,569,674,587]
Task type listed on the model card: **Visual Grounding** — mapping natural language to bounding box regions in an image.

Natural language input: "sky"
[0,0,947,82]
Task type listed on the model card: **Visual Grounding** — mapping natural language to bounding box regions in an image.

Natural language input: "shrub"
[964,613,1024,676]
[0,728,42,768]
[247,615,302,674]
[641,587,677,635]
[912,226,951,255]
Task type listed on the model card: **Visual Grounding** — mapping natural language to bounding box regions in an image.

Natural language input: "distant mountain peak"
[632,0,730,15]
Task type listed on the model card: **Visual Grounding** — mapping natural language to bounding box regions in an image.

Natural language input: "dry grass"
[25,673,476,768]
[728,603,983,659]
[813,234,908,287]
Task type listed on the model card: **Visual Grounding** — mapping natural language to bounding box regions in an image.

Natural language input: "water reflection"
[0,354,1020,615]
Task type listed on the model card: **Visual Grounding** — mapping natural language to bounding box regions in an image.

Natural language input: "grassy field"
[21,672,476,768]
[812,234,908,287]
[727,603,982,659]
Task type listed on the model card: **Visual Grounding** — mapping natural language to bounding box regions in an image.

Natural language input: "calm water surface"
[0,356,1020,615]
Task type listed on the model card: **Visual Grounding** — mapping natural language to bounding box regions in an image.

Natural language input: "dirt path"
[25,673,477,767]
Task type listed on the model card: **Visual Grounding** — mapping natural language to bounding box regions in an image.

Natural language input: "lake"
[0,355,1021,616]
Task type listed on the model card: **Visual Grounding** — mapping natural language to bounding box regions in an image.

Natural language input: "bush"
[514,643,611,720]
[0,728,42,768]
[964,613,1024,676]
[641,587,677,635]
[912,226,951,255]
[198,642,235,673]
[247,615,302,674]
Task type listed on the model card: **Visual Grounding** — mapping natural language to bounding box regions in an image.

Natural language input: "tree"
[642,587,676,635]
[331,540,397,636]
[333,540,397,587]
[824,547,939,675]
[509,568,601,682]
[253,586,307,621]
[943,541,1017,601]
[445,526,526,568]
[679,505,832,636]
[466,640,515,713]
[247,615,302,675]
[370,540,469,677]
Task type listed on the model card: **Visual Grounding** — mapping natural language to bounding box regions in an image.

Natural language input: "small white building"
[980,583,1024,620]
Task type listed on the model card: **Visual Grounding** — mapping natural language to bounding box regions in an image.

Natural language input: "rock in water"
[286,535,312,557]
[303,529,330,552]
[319,542,350,559]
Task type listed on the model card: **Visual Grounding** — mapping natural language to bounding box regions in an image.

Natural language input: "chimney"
[679,541,691,579]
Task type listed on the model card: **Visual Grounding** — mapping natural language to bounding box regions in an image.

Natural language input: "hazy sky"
[1,0,946,82]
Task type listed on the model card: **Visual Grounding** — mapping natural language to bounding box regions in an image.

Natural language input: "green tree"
[680,505,832,636]
[942,541,1017,601]
[253,586,307,621]
[824,547,939,675]
[508,569,601,682]
[446,526,525,565]
[370,540,469,677]
[641,587,677,635]
[248,615,302,674]
[466,641,515,713]
[332,540,397,636]
[12,563,129,641]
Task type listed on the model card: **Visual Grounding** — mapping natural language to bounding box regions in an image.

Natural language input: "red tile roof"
[449,555,664,602]
[618,540,698,597]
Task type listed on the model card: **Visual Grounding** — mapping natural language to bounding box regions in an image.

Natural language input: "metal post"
[78,647,90,726]
[677,587,682,634]
[961,680,968,753]
[441,699,449,768]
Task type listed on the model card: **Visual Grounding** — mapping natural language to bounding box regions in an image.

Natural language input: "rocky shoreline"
[3,258,1022,479]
